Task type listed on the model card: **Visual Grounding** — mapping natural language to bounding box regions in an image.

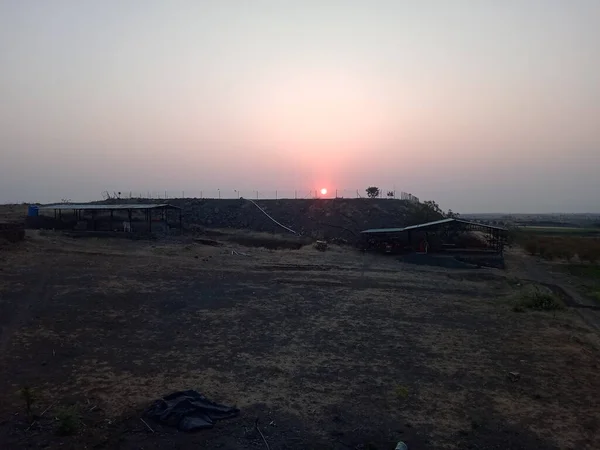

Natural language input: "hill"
[101,198,442,239]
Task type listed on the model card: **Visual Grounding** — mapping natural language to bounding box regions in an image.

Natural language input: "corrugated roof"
[456,219,508,231]
[398,218,456,232]
[361,218,507,234]
[360,227,406,234]
[38,203,181,211]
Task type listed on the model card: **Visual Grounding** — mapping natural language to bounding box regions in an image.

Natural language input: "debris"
[255,418,271,450]
[395,442,408,450]
[140,418,155,433]
[314,240,328,251]
[508,371,521,382]
[145,390,239,432]
[40,402,55,417]
[231,249,249,256]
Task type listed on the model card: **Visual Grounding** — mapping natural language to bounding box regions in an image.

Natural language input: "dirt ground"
[1,231,600,449]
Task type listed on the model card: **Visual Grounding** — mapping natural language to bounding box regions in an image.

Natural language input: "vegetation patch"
[55,406,80,436]
[514,232,600,263]
[513,287,565,312]
[565,264,600,279]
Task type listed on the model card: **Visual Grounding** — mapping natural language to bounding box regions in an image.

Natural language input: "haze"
[1,1,599,213]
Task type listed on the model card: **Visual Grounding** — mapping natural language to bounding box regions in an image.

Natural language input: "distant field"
[519,226,600,236]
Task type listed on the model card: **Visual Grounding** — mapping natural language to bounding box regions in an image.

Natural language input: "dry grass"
[1,232,599,449]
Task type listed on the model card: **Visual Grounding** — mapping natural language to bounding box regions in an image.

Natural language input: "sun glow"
[320,188,327,195]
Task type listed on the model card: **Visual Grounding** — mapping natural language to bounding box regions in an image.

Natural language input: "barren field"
[1,232,600,449]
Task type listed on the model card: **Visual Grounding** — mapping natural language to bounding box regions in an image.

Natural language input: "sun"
[320,188,327,195]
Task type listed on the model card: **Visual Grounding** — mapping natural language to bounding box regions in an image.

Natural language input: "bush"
[514,288,565,312]
[366,186,380,198]
[18,386,36,422]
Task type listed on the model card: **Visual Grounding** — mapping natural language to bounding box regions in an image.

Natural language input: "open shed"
[361,218,508,254]
[35,203,182,233]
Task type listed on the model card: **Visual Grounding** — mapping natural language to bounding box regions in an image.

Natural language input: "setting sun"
[320,188,327,195]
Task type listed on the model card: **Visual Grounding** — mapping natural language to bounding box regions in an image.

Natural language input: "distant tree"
[387,191,395,199]
[446,209,459,219]
[414,200,445,223]
[422,200,443,215]
[366,186,380,198]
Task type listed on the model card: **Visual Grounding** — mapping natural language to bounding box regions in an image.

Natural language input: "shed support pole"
[92,210,97,230]
[148,209,151,232]
[110,210,113,231]
[128,209,132,232]
[179,210,182,232]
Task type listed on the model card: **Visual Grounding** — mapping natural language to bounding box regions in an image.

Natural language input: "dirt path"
[504,247,600,329]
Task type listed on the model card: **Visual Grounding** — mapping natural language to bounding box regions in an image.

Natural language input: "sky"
[1,0,599,213]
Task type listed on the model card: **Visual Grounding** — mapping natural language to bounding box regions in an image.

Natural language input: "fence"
[101,189,421,202]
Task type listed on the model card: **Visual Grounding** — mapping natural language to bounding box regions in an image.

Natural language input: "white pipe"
[244,198,297,235]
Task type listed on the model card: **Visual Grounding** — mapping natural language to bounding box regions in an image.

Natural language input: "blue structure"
[27,205,39,216]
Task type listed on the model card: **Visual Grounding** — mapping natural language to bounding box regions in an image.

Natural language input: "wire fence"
[101,189,421,202]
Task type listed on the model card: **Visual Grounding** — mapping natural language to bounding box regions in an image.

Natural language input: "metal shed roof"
[361,218,507,234]
[38,203,181,211]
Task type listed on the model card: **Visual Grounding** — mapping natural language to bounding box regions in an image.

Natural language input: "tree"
[386,191,395,198]
[446,209,459,219]
[422,200,443,215]
[366,186,380,198]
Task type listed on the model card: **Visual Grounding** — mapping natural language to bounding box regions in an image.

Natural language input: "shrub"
[18,386,36,422]
[366,186,380,198]
[514,288,565,312]
[394,384,409,399]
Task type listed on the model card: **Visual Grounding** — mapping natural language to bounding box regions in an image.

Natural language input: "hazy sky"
[1,1,599,212]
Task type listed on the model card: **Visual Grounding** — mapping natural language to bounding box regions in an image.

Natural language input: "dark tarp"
[146,390,240,431]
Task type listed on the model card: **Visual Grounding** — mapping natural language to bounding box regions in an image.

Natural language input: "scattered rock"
[508,371,521,382]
